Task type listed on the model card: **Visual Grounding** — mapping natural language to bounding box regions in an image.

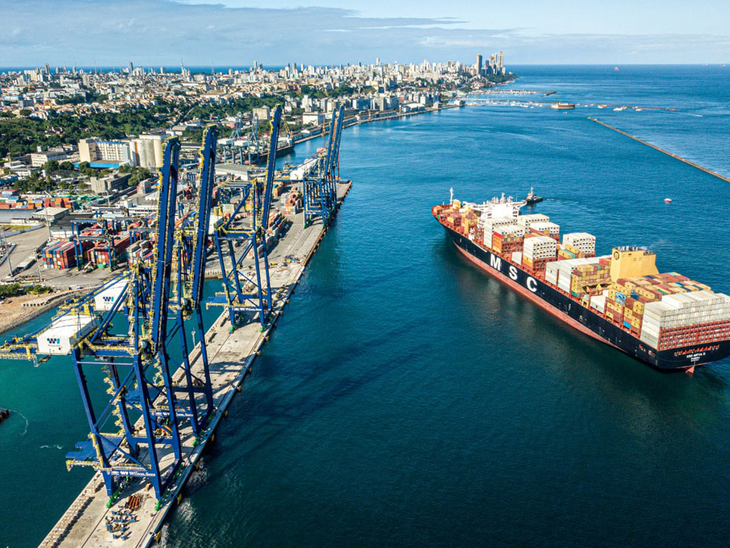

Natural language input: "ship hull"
[439,222,730,371]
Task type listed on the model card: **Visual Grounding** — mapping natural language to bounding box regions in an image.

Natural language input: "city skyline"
[2,0,729,66]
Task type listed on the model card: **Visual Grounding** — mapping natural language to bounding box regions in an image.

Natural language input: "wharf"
[293,104,458,146]
[38,181,352,548]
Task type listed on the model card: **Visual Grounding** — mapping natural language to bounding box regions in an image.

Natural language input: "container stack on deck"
[523,235,557,275]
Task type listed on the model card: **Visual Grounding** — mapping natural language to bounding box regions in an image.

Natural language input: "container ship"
[432,192,730,371]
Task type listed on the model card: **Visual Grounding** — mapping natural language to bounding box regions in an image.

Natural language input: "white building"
[130,135,163,168]
[30,149,67,167]
[78,138,132,166]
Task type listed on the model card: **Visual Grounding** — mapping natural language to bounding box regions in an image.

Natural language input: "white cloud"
[0,0,728,66]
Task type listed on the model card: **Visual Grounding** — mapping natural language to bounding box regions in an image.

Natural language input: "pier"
[588,117,730,184]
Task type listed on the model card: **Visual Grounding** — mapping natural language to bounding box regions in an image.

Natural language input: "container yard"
[432,193,730,370]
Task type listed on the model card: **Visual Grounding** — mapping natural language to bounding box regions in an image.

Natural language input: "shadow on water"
[209,317,427,455]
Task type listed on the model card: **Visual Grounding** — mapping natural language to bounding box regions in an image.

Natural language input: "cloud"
[0,0,728,66]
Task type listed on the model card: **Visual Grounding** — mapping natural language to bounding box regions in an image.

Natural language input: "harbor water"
[2,65,730,547]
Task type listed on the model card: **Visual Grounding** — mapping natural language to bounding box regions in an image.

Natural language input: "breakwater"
[589,117,730,184]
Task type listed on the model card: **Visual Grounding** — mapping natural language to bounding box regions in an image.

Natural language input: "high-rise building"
[476,54,483,75]
[128,61,134,74]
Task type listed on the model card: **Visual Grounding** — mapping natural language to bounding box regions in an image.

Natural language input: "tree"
[44,160,60,173]
[59,161,74,171]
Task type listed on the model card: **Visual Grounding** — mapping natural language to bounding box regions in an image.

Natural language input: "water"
[2,65,730,547]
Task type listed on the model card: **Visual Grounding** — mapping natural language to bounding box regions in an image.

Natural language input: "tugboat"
[0,408,9,424]
[525,187,543,205]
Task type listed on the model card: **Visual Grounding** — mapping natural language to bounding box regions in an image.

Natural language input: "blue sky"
[1,0,729,67]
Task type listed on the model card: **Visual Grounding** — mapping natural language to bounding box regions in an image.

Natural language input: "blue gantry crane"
[303,105,345,226]
[0,130,220,501]
[209,106,282,329]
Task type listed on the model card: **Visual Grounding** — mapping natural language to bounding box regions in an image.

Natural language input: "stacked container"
[44,241,77,269]
[523,236,557,274]
[570,261,612,298]
[281,190,303,215]
[529,221,560,241]
[127,240,152,265]
[515,213,550,230]
[492,224,525,255]
[562,233,596,256]
[641,292,730,350]
[480,216,515,249]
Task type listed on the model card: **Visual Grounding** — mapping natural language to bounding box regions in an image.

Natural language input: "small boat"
[664,198,672,203]
[551,102,575,110]
[0,409,9,423]
[525,187,543,205]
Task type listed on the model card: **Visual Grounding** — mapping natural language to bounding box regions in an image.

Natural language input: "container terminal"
[433,193,730,371]
[0,105,351,547]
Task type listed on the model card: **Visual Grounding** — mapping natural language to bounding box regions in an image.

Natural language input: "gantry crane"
[209,105,282,329]
[0,129,220,501]
[303,105,345,226]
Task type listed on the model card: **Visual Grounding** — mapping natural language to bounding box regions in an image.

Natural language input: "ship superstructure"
[432,193,730,371]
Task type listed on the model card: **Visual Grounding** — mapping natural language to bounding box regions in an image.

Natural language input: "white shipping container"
[94,278,128,312]
[512,251,522,264]
[515,213,550,229]
[493,223,526,238]
[590,294,606,313]
[562,232,597,255]
[480,216,514,230]
[529,221,560,236]
[523,236,557,259]
[37,314,98,355]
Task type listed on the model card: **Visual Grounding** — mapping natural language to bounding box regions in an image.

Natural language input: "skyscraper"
[476,54,483,75]
[128,61,134,74]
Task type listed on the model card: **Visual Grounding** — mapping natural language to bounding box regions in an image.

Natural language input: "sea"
[1,65,730,548]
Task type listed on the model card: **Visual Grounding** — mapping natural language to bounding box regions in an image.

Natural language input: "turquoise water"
[3,65,730,547]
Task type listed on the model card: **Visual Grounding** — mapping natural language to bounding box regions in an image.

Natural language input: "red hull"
[453,242,622,351]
